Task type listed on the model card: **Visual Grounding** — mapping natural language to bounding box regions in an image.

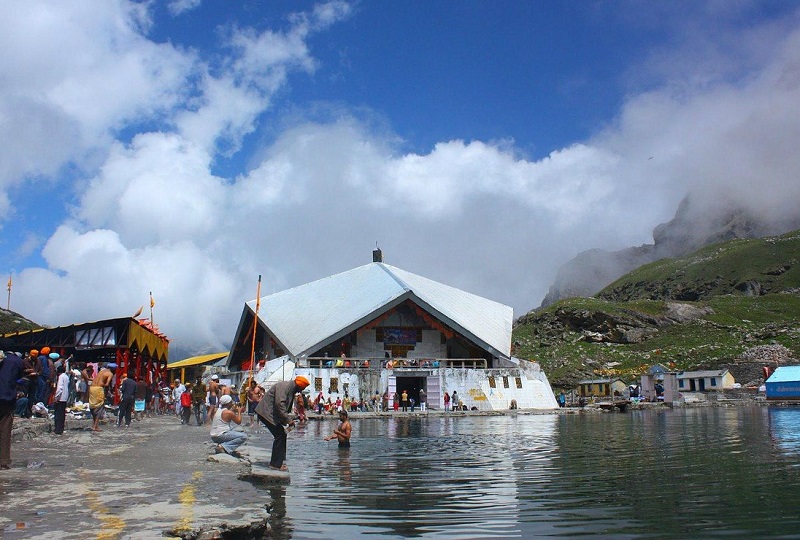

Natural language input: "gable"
[247,262,512,359]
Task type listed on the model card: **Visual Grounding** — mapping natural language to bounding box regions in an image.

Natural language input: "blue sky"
[2,1,800,356]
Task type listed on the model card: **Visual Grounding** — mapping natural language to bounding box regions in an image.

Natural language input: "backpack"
[180,391,192,408]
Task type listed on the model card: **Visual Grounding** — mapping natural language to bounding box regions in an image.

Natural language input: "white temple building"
[225,250,557,410]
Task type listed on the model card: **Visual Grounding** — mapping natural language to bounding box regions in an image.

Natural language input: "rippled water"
[258,407,800,539]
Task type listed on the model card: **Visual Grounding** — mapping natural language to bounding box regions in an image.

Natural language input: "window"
[330,378,338,393]
[503,376,509,389]
[710,377,717,387]
[515,377,523,389]
[314,377,322,392]
[488,376,496,388]
[679,380,685,388]
[76,326,116,348]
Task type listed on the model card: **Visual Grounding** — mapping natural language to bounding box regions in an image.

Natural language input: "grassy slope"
[597,231,800,301]
[0,308,42,335]
[513,231,800,389]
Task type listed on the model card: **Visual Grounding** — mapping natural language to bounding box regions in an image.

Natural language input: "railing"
[302,357,487,370]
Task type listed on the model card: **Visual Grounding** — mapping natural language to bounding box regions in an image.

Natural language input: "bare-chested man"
[206,374,220,424]
[89,363,114,432]
[324,410,352,448]
[80,364,94,403]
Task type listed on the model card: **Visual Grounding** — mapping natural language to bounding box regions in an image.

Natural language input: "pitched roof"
[677,369,729,379]
[247,262,513,360]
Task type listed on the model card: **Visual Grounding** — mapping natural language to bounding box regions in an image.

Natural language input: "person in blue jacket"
[0,351,25,469]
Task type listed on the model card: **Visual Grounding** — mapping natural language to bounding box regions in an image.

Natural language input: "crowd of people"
[1,350,463,473]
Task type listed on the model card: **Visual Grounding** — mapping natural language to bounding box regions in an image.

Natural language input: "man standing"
[207,374,220,424]
[401,389,408,412]
[255,376,310,471]
[117,373,136,428]
[172,379,185,419]
[134,376,148,421]
[245,380,262,427]
[192,377,207,426]
[53,364,70,435]
[89,363,114,432]
[22,350,40,417]
[0,352,24,469]
[80,364,94,403]
[419,388,427,412]
[451,390,459,411]
[324,410,352,448]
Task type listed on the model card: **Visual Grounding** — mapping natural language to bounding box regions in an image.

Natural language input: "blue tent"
[765,366,800,400]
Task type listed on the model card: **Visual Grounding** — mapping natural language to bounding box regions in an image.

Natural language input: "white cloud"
[0,1,193,190]
[4,2,800,357]
[168,0,202,16]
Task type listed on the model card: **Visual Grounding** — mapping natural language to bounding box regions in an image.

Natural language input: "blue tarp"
[766,366,800,399]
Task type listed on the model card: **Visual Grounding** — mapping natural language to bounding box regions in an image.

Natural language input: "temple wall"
[350,328,447,359]
[292,363,557,411]
[407,330,446,358]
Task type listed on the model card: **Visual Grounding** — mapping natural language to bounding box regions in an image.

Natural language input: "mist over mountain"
[539,193,800,309]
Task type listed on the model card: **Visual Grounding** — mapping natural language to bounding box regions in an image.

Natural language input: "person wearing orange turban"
[254,375,311,471]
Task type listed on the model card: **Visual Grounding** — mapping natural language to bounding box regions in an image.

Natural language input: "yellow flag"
[6,276,11,290]
[150,294,155,308]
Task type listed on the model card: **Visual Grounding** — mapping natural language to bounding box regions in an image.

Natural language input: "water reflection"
[769,407,800,454]
[259,409,800,539]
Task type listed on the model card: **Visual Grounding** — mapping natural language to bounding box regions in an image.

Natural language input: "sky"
[2,1,800,358]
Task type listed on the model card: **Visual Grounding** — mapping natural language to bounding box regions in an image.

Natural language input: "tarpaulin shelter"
[2,316,169,384]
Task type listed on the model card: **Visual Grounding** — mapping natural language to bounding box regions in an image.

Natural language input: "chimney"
[373,246,383,263]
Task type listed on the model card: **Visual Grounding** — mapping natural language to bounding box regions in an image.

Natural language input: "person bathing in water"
[324,410,352,448]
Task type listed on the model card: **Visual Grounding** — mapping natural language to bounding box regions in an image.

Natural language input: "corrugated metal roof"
[168,352,228,368]
[247,262,513,359]
[577,378,624,385]
[767,366,800,383]
[677,369,729,379]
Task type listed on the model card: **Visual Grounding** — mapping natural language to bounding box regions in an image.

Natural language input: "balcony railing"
[302,357,487,370]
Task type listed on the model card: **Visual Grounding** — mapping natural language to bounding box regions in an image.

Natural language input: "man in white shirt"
[53,363,70,435]
[172,379,186,419]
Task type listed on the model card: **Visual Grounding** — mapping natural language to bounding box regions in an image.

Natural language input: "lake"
[257,406,800,539]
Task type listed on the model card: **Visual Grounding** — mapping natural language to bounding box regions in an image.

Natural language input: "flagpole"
[250,275,262,378]
[149,291,155,329]
[6,275,11,310]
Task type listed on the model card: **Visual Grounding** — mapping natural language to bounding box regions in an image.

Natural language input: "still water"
[260,407,800,539]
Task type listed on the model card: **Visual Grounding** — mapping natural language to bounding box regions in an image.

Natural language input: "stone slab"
[243,461,291,483]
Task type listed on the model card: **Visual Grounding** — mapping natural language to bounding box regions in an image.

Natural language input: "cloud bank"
[2,2,799,356]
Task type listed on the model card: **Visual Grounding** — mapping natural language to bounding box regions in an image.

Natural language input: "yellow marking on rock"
[175,471,202,532]
[78,470,126,540]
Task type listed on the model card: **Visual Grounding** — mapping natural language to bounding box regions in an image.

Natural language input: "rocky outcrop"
[539,194,800,308]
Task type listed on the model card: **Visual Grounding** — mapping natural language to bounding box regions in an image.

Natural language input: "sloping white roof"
[246,262,513,360]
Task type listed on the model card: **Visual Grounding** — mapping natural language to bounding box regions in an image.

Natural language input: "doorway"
[396,376,425,406]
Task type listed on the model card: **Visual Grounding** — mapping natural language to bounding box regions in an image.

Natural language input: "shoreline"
[13,394,795,441]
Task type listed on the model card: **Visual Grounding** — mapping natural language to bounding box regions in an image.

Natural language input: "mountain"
[0,308,42,347]
[513,231,800,390]
[539,194,800,308]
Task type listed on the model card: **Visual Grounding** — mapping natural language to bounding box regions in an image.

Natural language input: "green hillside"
[0,308,42,336]
[513,231,800,390]
[598,231,800,302]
